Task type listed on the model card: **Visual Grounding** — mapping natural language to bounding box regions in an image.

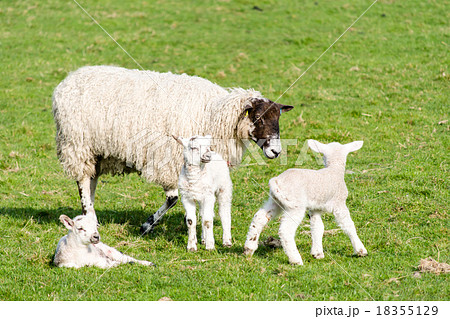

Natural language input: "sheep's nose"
[271,149,280,157]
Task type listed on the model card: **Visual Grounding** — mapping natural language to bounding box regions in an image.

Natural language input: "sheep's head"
[173,135,213,166]
[59,214,100,245]
[243,98,294,159]
[307,140,364,167]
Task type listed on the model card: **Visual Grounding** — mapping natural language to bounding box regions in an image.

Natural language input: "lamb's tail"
[268,177,297,210]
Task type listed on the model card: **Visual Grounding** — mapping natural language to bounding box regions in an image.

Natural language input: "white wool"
[177,135,233,251]
[53,213,153,268]
[243,140,368,265]
[52,65,263,190]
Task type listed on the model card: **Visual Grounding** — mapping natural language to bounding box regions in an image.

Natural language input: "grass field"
[0,0,448,301]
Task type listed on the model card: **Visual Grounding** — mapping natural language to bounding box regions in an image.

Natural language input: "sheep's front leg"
[333,205,367,257]
[244,198,281,256]
[141,188,178,235]
[199,196,216,250]
[217,187,232,247]
[182,198,198,252]
[279,209,306,265]
[310,211,325,259]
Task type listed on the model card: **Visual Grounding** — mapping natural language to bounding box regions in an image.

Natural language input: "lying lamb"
[174,135,233,251]
[54,213,154,268]
[243,139,368,265]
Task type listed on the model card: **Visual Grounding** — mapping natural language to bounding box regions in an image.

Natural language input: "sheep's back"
[52,65,228,184]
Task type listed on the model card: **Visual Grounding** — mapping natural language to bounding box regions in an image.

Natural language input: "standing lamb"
[175,135,233,251]
[54,213,154,268]
[243,140,368,265]
[52,65,293,234]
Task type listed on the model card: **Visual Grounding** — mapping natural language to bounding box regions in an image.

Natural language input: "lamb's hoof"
[312,252,325,259]
[143,261,155,266]
[356,249,368,257]
[223,240,232,248]
[187,246,197,252]
[140,215,158,235]
[289,260,304,266]
[243,247,254,257]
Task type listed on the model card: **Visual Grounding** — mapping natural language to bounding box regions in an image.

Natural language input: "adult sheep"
[52,65,293,234]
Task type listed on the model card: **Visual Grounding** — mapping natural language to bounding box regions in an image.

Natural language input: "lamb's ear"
[345,141,364,153]
[172,135,184,146]
[307,139,325,154]
[279,103,294,114]
[59,215,74,230]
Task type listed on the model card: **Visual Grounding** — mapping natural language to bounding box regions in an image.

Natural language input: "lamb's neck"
[324,159,347,174]
[183,163,207,180]
[66,232,88,249]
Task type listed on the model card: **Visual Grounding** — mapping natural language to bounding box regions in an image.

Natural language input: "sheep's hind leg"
[309,211,325,259]
[243,198,281,256]
[333,205,368,257]
[140,188,178,235]
[77,176,96,220]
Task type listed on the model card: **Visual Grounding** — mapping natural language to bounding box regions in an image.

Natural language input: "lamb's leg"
[278,208,306,265]
[243,198,281,256]
[199,196,216,250]
[217,187,232,247]
[94,243,154,266]
[140,188,178,235]
[333,205,368,256]
[310,211,325,259]
[77,176,96,220]
[183,198,198,252]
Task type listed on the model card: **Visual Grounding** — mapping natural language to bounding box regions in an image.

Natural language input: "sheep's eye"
[77,227,85,232]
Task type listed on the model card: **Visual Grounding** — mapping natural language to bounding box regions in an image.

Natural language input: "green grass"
[0,0,448,300]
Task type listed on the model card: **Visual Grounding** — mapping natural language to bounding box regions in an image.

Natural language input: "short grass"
[0,0,448,300]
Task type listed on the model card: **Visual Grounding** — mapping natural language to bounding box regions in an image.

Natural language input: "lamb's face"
[181,135,212,166]
[246,99,293,159]
[60,214,100,245]
[307,140,364,167]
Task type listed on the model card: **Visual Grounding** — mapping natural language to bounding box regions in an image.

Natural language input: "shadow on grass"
[0,205,188,244]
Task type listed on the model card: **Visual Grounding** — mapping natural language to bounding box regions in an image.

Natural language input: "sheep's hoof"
[187,246,197,252]
[140,215,158,235]
[312,252,325,259]
[289,260,304,266]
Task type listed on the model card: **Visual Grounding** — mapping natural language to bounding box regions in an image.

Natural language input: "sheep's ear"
[307,139,325,154]
[279,103,294,114]
[59,215,74,230]
[345,141,364,153]
[172,135,184,146]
